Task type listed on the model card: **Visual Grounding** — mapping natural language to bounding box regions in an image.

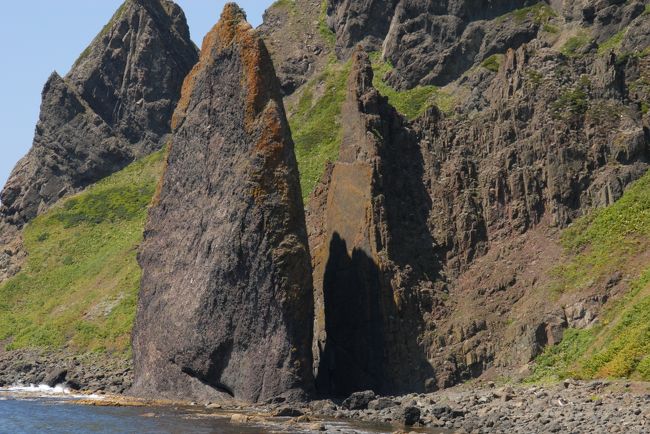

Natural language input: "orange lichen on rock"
[172,3,280,132]
[250,101,291,204]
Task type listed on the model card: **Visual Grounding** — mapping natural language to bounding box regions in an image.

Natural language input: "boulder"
[342,390,376,410]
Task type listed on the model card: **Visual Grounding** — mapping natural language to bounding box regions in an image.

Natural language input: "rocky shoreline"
[1,350,649,433]
[0,349,132,394]
[304,380,650,434]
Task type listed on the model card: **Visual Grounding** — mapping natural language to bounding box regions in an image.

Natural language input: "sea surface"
[0,385,446,434]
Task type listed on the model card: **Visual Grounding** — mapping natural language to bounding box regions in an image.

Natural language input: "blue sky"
[0,0,273,193]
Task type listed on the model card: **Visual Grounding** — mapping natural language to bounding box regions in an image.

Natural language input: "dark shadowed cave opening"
[315,232,435,397]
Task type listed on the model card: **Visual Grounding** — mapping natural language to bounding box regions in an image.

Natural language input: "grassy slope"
[369,52,455,119]
[0,150,165,356]
[290,53,456,200]
[289,60,350,200]
[530,171,650,382]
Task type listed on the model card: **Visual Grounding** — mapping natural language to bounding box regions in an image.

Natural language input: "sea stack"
[308,48,437,396]
[131,3,314,403]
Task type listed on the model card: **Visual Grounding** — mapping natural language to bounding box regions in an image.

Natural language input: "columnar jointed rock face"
[132,4,315,404]
[308,48,436,397]
[0,0,198,228]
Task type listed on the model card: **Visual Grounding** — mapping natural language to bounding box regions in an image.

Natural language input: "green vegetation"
[552,162,650,294]
[290,52,456,199]
[644,4,650,15]
[530,170,650,382]
[289,60,350,199]
[528,328,597,383]
[597,28,626,56]
[0,150,165,355]
[369,52,455,119]
[318,0,336,48]
[510,3,557,24]
[543,23,560,34]
[561,31,592,58]
[496,2,557,25]
[271,0,296,7]
[481,54,503,73]
[551,76,590,119]
[270,0,297,16]
[527,69,544,86]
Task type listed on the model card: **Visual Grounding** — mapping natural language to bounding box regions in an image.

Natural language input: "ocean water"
[0,395,267,434]
[0,386,443,434]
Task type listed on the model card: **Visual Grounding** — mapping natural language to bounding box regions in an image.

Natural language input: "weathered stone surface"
[326,0,544,87]
[258,0,332,95]
[309,48,436,397]
[326,0,398,58]
[301,0,650,393]
[342,390,376,410]
[132,4,314,404]
[0,0,198,228]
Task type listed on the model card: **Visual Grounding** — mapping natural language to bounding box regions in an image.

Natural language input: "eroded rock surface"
[0,0,198,228]
[303,0,650,392]
[132,4,314,404]
[308,49,436,397]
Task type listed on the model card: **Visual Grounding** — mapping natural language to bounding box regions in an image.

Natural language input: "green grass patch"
[543,23,560,34]
[530,169,650,382]
[369,52,455,119]
[481,54,503,73]
[271,0,296,7]
[511,3,557,24]
[497,2,557,25]
[0,150,165,356]
[289,60,350,200]
[527,328,598,383]
[318,0,336,48]
[561,31,592,58]
[551,165,650,294]
[550,76,590,120]
[598,28,627,56]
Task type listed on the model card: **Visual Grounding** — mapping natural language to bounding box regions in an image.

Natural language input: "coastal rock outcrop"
[0,0,198,228]
[308,48,436,397]
[303,1,650,392]
[132,4,314,404]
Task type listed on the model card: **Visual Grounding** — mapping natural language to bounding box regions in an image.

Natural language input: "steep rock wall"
[132,4,314,404]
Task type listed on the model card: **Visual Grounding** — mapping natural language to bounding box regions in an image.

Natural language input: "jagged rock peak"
[308,46,436,396]
[349,46,375,96]
[173,2,280,130]
[0,0,198,229]
[132,3,314,404]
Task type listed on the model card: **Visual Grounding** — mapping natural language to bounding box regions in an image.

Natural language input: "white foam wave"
[0,384,104,400]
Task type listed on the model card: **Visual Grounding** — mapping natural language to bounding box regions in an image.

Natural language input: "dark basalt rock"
[326,0,542,87]
[342,390,376,410]
[258,0,332,96]
[308,48,436,397]
[132,3,314,404]
[0,0,198,228]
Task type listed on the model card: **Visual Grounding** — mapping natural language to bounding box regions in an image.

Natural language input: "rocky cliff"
[0,0,197,285]
[131,4,314,404]
[308,49,437,396]
[1,0,649,405]
[0,0,198,229]
[265,0,650,392]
